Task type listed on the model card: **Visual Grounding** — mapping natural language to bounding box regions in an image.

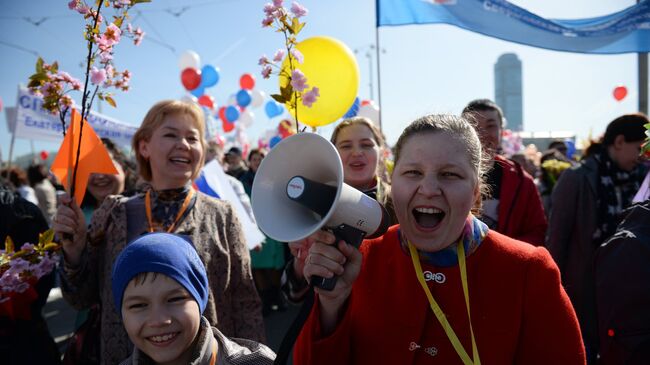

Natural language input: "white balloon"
[250,89,266,108]
[178,50,201,70]
[180,94,198,104]
[239,110,255,128]
[357,103,381,126]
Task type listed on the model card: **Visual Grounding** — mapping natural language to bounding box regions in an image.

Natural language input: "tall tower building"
[494,53,523,131]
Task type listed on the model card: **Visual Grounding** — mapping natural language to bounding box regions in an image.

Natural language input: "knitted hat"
[111,233,209,315]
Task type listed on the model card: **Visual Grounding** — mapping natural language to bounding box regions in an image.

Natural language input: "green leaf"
[5,236,14,254]
[271,94,286,103]
[280,84,293,101]
[132,0,152,4]
[114,16,123,28]
[104,96,117,108]
[295,21,306,34]
[291,17,300,34]
[281,18,294,35]
[97,93,105,101]
[51,61,59,73]
[36,57,44,73]
[39,229,54,246]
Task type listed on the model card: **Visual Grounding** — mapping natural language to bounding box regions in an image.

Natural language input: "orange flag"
[51,109,118,204]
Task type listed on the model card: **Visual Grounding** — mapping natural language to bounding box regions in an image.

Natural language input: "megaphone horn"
[251,133,389,291]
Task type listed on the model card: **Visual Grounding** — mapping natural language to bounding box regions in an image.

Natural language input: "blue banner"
[377,0,650,54]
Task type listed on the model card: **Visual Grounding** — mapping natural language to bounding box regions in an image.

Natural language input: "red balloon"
[218,106,227,122]
[198,95,215,109]
[40,150,49,161]
[222,119,235,133]
[215,135,225,148]
[360,99,372,107]
[240,73,255,90]
[613,86,627,101]
[181,67,201,91]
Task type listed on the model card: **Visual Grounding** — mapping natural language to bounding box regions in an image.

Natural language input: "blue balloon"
[264,100,284,119]
[200,65,220,88]
[236,89,252,108]
[269,135,282,148]
[190,86,205,98]
[225,105,240,122]
[564,139,576,159]
[343,97,360,119]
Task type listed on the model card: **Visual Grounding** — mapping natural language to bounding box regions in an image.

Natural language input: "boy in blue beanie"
[112,233,275,365]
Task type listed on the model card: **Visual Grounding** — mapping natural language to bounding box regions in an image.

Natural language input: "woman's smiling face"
[334,123,380,190]
[391,131,480,252]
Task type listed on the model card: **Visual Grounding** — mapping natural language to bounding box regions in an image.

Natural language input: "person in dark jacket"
[0,181,61,364]
[546,113,648,363]
[595,199,650,365]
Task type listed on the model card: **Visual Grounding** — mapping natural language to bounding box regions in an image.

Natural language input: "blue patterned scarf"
[400,214,489,267]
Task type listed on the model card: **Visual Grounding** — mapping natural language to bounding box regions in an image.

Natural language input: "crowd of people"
[1,97,648,365]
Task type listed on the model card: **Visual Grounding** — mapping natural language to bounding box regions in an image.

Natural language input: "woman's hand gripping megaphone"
[302,229,363,304]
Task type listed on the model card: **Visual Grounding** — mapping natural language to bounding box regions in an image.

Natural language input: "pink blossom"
[90,67,107,85]
[127,23,133,33]
[103,23,122,46]
[258,55,269,65]
[105,64,115,78]
[272,49,285,62]
[261,65,273,79]
[123,69,131,80]
[40,82,59,97]
[59,95,75,109]
[263,3,276,17]
[290,69,308,92]
[301,86,319,107]
[262,16,274,27]
[273,0,283,7]
[20,243,35,251]
[290,2,308,18]
[68,0,78,10]
[99,50,113,62]
[133,27,145,46]
[290,48,304,64]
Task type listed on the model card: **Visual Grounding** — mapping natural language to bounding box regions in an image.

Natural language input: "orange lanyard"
[408,240,480,365]
[144,188,194,233]
[209,341,217,365]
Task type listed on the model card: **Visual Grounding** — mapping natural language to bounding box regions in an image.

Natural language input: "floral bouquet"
[642,121,650,159]
[541,159,572,190]
[0,230,60,320]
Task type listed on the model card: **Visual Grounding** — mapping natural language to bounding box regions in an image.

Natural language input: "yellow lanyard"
[144,188,194,233]
[408,240,480,365]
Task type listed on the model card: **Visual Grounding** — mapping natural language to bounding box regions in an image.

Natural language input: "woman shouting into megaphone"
[293,115,585,365]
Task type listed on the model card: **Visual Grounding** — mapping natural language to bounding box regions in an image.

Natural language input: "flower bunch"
[541,159,572,189]
[259,0,318,130]
[0,230,60,303]
[27,0,148,124]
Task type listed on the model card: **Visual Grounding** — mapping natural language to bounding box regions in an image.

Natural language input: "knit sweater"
[294,226,585,365]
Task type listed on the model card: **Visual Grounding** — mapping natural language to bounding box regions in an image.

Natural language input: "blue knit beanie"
[111,233,209,315]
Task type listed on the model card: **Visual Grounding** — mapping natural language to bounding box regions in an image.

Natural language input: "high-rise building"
[494,53,523,131]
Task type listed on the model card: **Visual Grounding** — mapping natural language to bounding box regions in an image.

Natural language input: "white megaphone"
[252,132,390,290]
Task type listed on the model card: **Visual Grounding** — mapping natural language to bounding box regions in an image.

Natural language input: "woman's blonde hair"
[330,116,386,148]
[132,100,206,182]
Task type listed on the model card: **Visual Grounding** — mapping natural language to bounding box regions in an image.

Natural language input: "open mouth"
[147,331,179,346]
[91,177,111,187]
[169,157,191,165]
[412,207,445,229]
[349,161,366,170]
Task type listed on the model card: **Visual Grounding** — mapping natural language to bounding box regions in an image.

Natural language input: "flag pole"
[640,0,648,115]
[67,110,76,197]
[375,0,383,131]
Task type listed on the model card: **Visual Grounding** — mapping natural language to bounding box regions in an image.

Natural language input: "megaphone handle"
[311,224,366,291]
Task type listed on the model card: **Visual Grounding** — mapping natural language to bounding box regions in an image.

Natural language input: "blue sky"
[0,0,642,161]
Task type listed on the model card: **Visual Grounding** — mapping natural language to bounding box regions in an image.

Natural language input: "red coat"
[294,226,585,365]
[494,155,547,245]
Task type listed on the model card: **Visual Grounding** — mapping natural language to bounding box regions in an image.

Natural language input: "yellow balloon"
[280,36,359,128]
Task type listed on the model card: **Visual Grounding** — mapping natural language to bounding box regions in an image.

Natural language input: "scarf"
[592,149,641,243]
[147,185,196,232]
[400,214,489,267]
